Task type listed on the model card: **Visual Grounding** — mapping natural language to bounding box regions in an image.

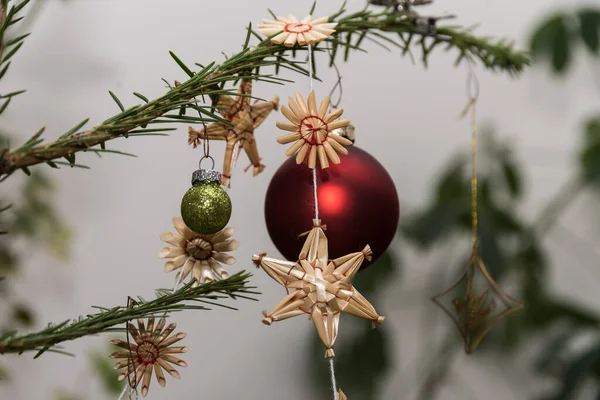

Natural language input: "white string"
[117,385,128,400]
[329,358,338,399]
[308,42,336,400]
[312,169,319,221]
[308,44,314,92]
[117,385,138,400]
[308,44,320,222]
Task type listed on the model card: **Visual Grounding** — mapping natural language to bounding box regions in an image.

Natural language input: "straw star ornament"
[276,91,352,169]
[258,14,337,47]
[110,317,188,397]
[252,220,384,359]
[188,79,279,187]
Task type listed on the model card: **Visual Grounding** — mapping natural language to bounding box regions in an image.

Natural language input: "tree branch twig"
[0,6,529,179]
[0,271,258,357]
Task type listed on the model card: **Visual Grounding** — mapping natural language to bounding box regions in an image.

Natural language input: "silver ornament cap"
[331,124,356,144]
[191,168,221,185]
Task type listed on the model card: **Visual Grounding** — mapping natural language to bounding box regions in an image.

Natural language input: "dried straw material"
[432,245,524,354]
[338,389,348,400]
[276,91,352,169]
[258,14,337,47]
[159,217,239,286]
[253,220,385,359]
[110,317,188,397]
[188,79,278,187]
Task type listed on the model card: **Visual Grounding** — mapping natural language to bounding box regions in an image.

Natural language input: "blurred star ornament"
[110,317,188,397]
[431,73,523,354]
[265,145,399,268]
[258,14,337,47]
[338,389,348,400]
[180,162,232,235]
[253,220,385,359]
[432,244,524,354]
[276,91,352,169]
[188,79,279,187]
[159,217,238,286]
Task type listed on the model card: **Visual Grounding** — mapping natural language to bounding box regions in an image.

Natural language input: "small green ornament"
[181,168,232,235]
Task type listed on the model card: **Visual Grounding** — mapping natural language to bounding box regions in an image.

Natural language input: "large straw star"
[188,79,279,187]
[252,219,385,359]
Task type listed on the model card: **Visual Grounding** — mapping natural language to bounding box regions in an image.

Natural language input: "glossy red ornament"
[264,145,400,269]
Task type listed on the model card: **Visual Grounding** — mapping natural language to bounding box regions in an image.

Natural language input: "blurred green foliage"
[581,115,600,185]
[531,8,600,73]
[90,349,124,396]
[0,136,71,381]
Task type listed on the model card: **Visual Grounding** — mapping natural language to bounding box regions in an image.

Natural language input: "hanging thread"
[309,42,337,400]
[329,358,338,397]
[308,44,320,222]
[308,42,336,400]
[461,63,480,247]
[117,298,139,400]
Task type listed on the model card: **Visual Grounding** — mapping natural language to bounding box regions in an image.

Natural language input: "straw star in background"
[276,91,352,169]
[338,389,348,400]
[258,14,337,47]
[159,217,239,286]
[432,245,524,354]
[252,219,385,359]
[188,79,279,187]
[110,317,188,397]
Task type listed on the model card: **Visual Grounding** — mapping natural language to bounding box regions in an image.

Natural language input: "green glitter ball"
[181,180,232,235]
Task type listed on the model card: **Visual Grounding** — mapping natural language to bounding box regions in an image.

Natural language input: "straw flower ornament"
[258,14,337,47]
[110,317,188,397]
[159,217,239,286]
[276,91,353,169]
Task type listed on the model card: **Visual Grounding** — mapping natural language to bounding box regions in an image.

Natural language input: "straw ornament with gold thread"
[431,67,524,354]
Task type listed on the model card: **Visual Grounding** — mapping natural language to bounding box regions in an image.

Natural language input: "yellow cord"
[462,65,479,249]
[470,98,478,247]
[461,92,478,248]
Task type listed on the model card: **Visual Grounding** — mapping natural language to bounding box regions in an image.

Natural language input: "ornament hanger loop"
[326,42,343,110]
[466,61,480,101]
[199,155,215,170]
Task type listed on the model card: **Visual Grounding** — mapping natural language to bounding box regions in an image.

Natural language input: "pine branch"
[0,0,31,119]
[0,6,529,179]
[0,271,258,357]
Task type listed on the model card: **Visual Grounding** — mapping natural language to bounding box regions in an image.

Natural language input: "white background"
[1,0,600,399]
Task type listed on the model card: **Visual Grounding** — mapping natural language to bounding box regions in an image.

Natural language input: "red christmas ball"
[264,145,400,269]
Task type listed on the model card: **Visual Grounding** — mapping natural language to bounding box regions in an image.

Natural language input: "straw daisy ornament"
[276,91,353,169]
[110,317,188,397]
[258,14,337,47]
[159,217,239,286]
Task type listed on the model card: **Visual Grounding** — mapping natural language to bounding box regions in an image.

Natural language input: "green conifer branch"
[0,5,529,179]
[0,271,257,357]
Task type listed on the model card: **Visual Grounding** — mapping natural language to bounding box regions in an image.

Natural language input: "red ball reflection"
[319,184,347,215]
[264,146,400,269]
